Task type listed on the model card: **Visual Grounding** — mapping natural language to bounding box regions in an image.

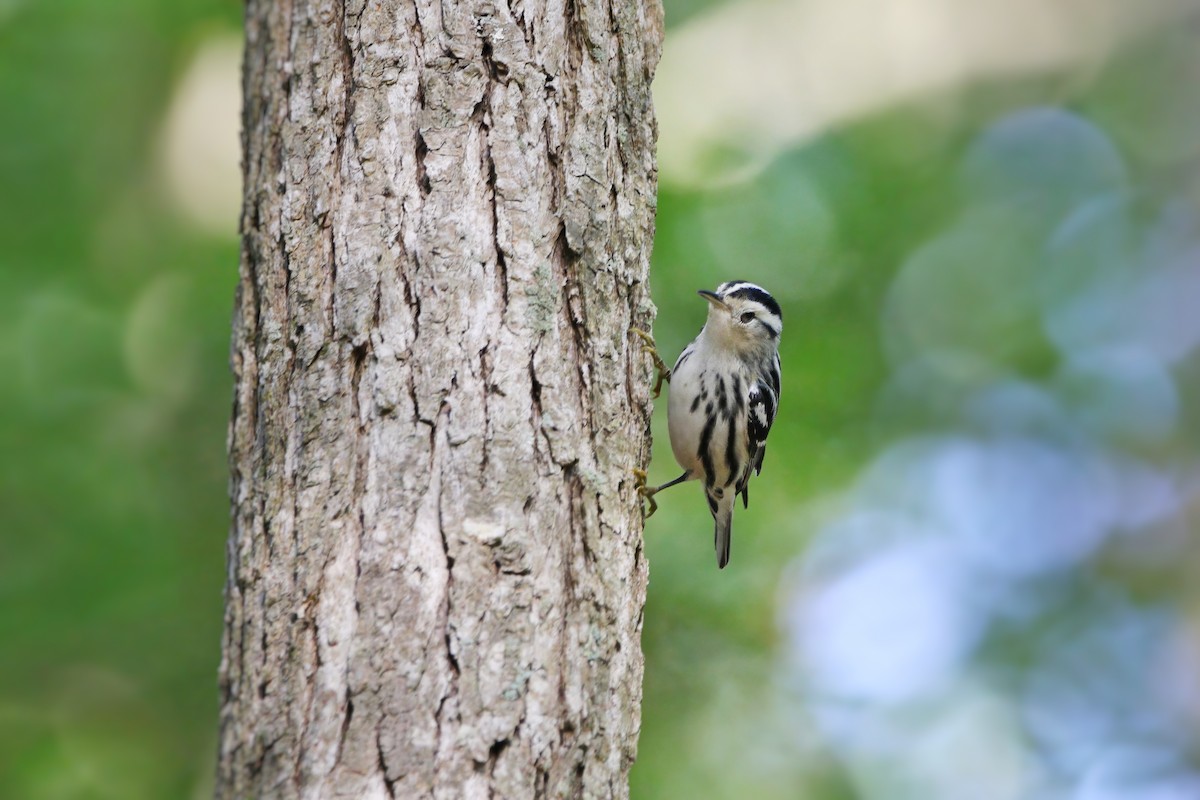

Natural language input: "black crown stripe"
[722,285,782,320]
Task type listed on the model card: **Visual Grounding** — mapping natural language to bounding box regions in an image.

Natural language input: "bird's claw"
[631,468,659,519]
[631,329,671,399]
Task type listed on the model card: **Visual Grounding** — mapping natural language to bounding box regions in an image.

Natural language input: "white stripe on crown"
[716,281,770,297]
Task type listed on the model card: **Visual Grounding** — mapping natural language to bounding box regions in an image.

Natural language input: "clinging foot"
[631,328,671,399]
[632,468,658,518]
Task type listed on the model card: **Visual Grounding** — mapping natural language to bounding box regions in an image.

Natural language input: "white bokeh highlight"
[655,0,1195,186]
[158,35,242,237]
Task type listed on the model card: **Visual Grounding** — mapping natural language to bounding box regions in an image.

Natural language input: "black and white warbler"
[634,281,782,569]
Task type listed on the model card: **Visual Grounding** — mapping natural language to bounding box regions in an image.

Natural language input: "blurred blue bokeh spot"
[772,96,1200,800]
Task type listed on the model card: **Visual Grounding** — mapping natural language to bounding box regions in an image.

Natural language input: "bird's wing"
[737,376,778,508]
[755,352,781,475]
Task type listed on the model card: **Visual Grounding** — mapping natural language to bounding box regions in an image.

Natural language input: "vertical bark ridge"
[218,0,663,796]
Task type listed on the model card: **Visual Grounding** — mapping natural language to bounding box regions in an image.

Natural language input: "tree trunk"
[216,0,662,796]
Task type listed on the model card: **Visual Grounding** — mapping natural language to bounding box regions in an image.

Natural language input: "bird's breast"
[666,345,707,475]
[666,347,753,487]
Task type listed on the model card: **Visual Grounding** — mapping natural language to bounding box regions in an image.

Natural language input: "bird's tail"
[709,491,735,569]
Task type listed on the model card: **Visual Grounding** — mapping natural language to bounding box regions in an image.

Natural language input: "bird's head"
[699,281,783,355]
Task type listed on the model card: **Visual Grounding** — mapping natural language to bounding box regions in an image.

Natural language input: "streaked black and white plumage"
[646,281,782,568]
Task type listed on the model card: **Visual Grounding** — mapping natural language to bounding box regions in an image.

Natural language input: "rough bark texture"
[216,0,662,796]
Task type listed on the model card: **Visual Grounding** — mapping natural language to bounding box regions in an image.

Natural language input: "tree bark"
[216,0,662,796]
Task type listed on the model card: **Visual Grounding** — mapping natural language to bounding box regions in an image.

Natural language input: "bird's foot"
[631,328,671,399]
[631,468,659,519]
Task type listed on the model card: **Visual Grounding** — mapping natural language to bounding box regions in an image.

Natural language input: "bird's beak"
[697,289,729,310]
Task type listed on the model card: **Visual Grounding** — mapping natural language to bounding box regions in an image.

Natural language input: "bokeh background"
[3,0,1200,798]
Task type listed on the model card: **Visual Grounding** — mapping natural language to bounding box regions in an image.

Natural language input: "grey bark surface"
[216,0,662,796]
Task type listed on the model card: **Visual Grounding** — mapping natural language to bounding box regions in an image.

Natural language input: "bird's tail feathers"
[710,491,735,569]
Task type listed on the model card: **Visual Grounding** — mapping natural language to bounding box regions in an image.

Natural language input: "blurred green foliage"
[635,19,1200,800]
[0,1,242,797]
[3,1,1199,799]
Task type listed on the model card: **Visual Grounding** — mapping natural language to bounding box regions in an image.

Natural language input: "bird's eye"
[740,312,756,324]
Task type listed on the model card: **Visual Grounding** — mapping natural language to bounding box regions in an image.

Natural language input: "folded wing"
[737,375,778,508]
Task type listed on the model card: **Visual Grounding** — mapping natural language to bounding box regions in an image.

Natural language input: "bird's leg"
[632,469,690,519]
[631,328,671,399]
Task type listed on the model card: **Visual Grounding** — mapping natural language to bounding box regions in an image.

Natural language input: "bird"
[632,281,782,569]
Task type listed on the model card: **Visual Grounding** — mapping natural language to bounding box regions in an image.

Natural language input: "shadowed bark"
[216,0,663,796]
